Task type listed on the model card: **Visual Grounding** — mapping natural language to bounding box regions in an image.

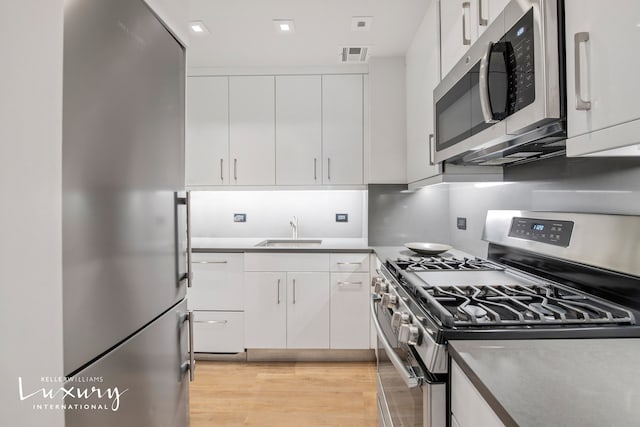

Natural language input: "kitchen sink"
[254,239,323,248]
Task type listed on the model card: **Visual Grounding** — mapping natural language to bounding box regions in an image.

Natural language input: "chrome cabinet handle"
[479,42,499,124]
[327,158,331,181]
[370,296,421,388]
[428,134,436,166]
[292,279,296,304]
[478,0,488,26]
[220,158,224,181]
[462,2,471,46]
[233,158,238,181]
[574,32,592,110]
[277,278,281,304]
[338,281,363,286]
[194,319,228,325]
[195,260,228,264]
[314,158,317,181]
[187,311,195,382]
[336,262,362,265]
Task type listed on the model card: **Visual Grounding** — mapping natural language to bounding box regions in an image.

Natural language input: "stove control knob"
[391,311,411,329]
[373,277,388,295]
[381,293,397,308]
[398,324,420,346]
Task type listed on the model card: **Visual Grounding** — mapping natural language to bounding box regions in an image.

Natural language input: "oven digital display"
[509,217,574,247]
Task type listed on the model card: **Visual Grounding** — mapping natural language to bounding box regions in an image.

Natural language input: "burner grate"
[394,256,504,272]
[415,283,636,328]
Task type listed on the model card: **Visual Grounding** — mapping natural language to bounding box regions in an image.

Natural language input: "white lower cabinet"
[330,272,370,349]
[244,252,370,351]
[187,252,244,311]
[451,361,505,427]
[286,272,330,349]
[244,272,287,348]
[192,311,244,353]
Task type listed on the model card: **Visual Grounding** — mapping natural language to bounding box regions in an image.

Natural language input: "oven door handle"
[370,296,422,389]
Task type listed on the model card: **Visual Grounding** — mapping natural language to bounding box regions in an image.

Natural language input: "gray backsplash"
[368,184,450,246]
[369,157,640,257]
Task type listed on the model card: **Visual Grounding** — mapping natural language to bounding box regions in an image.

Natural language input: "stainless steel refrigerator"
[62,0,191,425]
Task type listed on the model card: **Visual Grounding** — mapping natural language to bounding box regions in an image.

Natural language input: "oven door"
[372,296,446,427]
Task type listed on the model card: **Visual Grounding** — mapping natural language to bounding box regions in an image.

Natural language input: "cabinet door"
[451,361,506,427]
[322,74,363,185]
[229,76,275,185]
[440,0,478,78]
[476,0,509,37]
[187,253,244,311]
[565,0,640,154]
[287,272,330,348]
[244,272,286,348]
[330,273,370,349]
[275,75,322,185]
[407,0,442,183]
[186,76,229,186]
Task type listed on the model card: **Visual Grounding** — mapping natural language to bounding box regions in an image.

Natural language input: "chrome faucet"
[289,216,298,239]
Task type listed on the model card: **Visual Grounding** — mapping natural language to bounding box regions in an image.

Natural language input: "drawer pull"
[336,262,362,265]
[194,320,228,325]
[338,281,363,287]
[195,260,228,264]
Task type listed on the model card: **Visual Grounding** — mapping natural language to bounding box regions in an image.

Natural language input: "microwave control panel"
[508,217,574,247]
[503,7,535,115]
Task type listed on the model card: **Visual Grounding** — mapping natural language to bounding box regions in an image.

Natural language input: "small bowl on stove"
[404,242,452,256]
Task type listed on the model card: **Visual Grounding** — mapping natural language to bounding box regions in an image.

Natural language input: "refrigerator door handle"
[177,191,193,287]
[187,310,195,381]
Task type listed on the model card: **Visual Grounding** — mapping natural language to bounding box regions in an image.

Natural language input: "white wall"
[191,190,367,238]
[0,1,64,426]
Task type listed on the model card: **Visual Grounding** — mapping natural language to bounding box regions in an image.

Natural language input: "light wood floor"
[190,361,378,427]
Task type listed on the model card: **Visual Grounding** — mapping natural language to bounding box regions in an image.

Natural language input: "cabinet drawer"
[244,253,330,271]
[330,253,370,272]
[192,311,244,353]
[188,253,244,311]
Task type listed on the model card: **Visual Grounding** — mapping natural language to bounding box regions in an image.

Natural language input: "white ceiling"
[187,0,430,69]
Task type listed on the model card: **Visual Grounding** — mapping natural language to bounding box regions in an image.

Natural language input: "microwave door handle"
[479,41,499,124]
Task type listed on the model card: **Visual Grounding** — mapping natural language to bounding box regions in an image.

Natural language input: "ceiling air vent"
[339,46,369,63]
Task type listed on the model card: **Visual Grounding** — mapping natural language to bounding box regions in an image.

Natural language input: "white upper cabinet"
[440,0,509,78]
[322,74,364,185]
[275,75,322,185]
[229,76,276,185]
[565,0,640,157]
[406,0,442,184]
[186,76,229,186]
[368,57,407,184]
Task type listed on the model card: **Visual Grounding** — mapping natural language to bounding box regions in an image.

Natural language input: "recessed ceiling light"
[273,19,295,34]
[351,16,373,32]
[189,21,209,35]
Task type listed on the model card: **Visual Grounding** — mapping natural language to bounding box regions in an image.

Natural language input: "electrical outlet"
[457,217,467,230]
[234,213,247,223]
[335,213,349,223]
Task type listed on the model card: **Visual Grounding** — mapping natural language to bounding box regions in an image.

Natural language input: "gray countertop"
[449,339,640,427]
[192,237,371,253]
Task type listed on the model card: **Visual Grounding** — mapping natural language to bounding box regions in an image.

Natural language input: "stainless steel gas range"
[372,210,640,427]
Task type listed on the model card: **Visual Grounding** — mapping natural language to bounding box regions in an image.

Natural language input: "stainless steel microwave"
[434,0,566,166]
